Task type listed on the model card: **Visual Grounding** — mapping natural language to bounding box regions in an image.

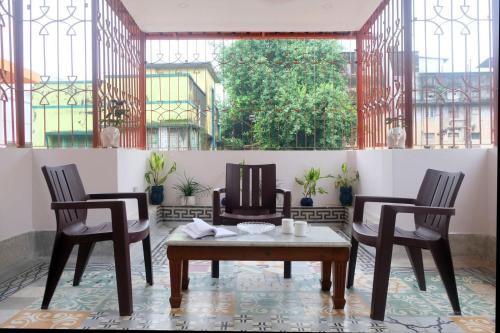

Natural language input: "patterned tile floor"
[0,223,495,331]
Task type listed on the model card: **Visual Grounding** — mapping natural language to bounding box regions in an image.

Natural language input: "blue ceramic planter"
[300,197,314,207]
[339,186,353,206]
[150,185,164,205]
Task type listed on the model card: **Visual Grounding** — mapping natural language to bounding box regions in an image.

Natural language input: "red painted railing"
[93,0,146,148]
[1,0,497,149]
[357,0,497,148]
[0,0,16,146]
[357,0,409,148]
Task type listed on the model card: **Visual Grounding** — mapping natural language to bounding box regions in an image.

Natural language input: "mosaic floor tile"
[450,316,496,333]
[0,310,89,329]
[0,225,496,331]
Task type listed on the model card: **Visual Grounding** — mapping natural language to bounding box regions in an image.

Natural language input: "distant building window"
[471,132,480,140]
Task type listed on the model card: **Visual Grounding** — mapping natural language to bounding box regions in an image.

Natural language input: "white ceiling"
[121,0,383,33]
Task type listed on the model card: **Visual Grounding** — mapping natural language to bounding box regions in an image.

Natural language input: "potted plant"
[386,114,406,149]
[334,162,359,206]
[100,99,130,148]
[145,151,176,205]
[295,167,333,206]
[173,173,211,206]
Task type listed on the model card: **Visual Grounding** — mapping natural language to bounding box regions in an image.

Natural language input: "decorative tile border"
[157,206,348,224]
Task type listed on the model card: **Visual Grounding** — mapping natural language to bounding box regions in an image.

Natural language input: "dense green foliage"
[218,40,355,150]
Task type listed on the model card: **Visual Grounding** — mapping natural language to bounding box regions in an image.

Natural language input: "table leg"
[182,260,190,290]
[321,261,332,291]
[332,260,347,309]
[169,259,182,308]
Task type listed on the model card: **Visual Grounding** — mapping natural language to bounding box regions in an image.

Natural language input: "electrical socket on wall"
[133,186,138,192]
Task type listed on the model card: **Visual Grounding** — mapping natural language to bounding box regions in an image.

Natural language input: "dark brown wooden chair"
[41,164,153,316]
[212,163,292,278]
[347,168,464,321]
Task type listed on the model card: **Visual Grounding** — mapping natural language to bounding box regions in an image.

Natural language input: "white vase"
[100,126,120,148]
[181,196,196,206]
[387,127,406,149]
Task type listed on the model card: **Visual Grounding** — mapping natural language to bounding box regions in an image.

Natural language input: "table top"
[166,225,351,248]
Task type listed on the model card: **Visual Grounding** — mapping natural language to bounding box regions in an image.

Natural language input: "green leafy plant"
[295,167,333,198]
[334,163,359,189]
[144,151,176,192]
[101,99,130,128]
[173,173,211,197]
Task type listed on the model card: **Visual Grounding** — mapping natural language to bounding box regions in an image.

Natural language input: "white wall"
[486,148,497,235]
[117,149,150,219]
[0,149,33,241]
[161,150,349,206]
[354,148,495,235]
[0,148,497,240]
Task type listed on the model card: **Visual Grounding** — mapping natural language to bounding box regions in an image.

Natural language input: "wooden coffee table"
[166,225,350,309]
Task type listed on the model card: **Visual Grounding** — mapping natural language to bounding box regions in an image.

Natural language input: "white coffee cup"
[281,218,294,234]
[294,221,308,237]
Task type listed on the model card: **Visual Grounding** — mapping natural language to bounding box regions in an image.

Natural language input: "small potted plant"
[100,99,130,148]
[173,173,211,206]
[295,167,333,206]
[334,162,359,206]
[145,151,176,205]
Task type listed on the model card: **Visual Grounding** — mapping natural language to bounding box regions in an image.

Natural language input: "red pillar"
[91,0,100,148]
[139,32,147,149]
[356,34,365,150]
[403,0,413,148]
[493,0,499,146]
[13,0,25,147]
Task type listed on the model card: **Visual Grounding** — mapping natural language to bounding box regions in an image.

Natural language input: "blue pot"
[150,185,164,205]
[221,197,226,206]
[300,197,313,207]
[339,186,353,206]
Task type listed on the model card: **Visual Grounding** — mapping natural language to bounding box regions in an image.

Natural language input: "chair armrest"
[383,204,455,216]
[353,195,415,223]
[51,200,128,235]
[376,204,455,248]
[212,188,225,225]
[87,192,148,219]
[276,188,291,218]
[213,188,226,194]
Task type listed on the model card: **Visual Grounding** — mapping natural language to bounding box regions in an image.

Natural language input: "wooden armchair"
[212,163,292,278]
[41,164,153,316]
[347,168,465,321]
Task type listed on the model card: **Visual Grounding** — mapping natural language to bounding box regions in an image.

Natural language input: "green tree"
[218,39,355,150]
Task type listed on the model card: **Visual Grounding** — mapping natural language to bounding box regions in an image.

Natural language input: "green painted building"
[30,62,219,149]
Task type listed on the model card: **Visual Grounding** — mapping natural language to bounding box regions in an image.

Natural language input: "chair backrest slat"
[42,164,88,230]
[415,169,465,236]
[225,164,276,214]
[251,166,260,207]
[241,167,250,207]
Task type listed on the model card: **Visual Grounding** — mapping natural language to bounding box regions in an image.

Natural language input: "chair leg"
[346,237,359,289]
[284,261,291,279]
[113,239,133,316]
[73,242,95,286]
[41,236,74,309]
[405,246,426,291]
[211,260,219,278]
[142,235,153,285]
[370,242,394,321]
[429,240,461,315]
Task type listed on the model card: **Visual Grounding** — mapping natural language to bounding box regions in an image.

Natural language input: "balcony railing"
[0,0,497,150]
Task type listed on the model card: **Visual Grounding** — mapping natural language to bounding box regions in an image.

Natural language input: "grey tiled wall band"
[157,206,348,223]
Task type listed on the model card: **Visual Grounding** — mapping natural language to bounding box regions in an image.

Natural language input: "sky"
[0,0,493,81]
